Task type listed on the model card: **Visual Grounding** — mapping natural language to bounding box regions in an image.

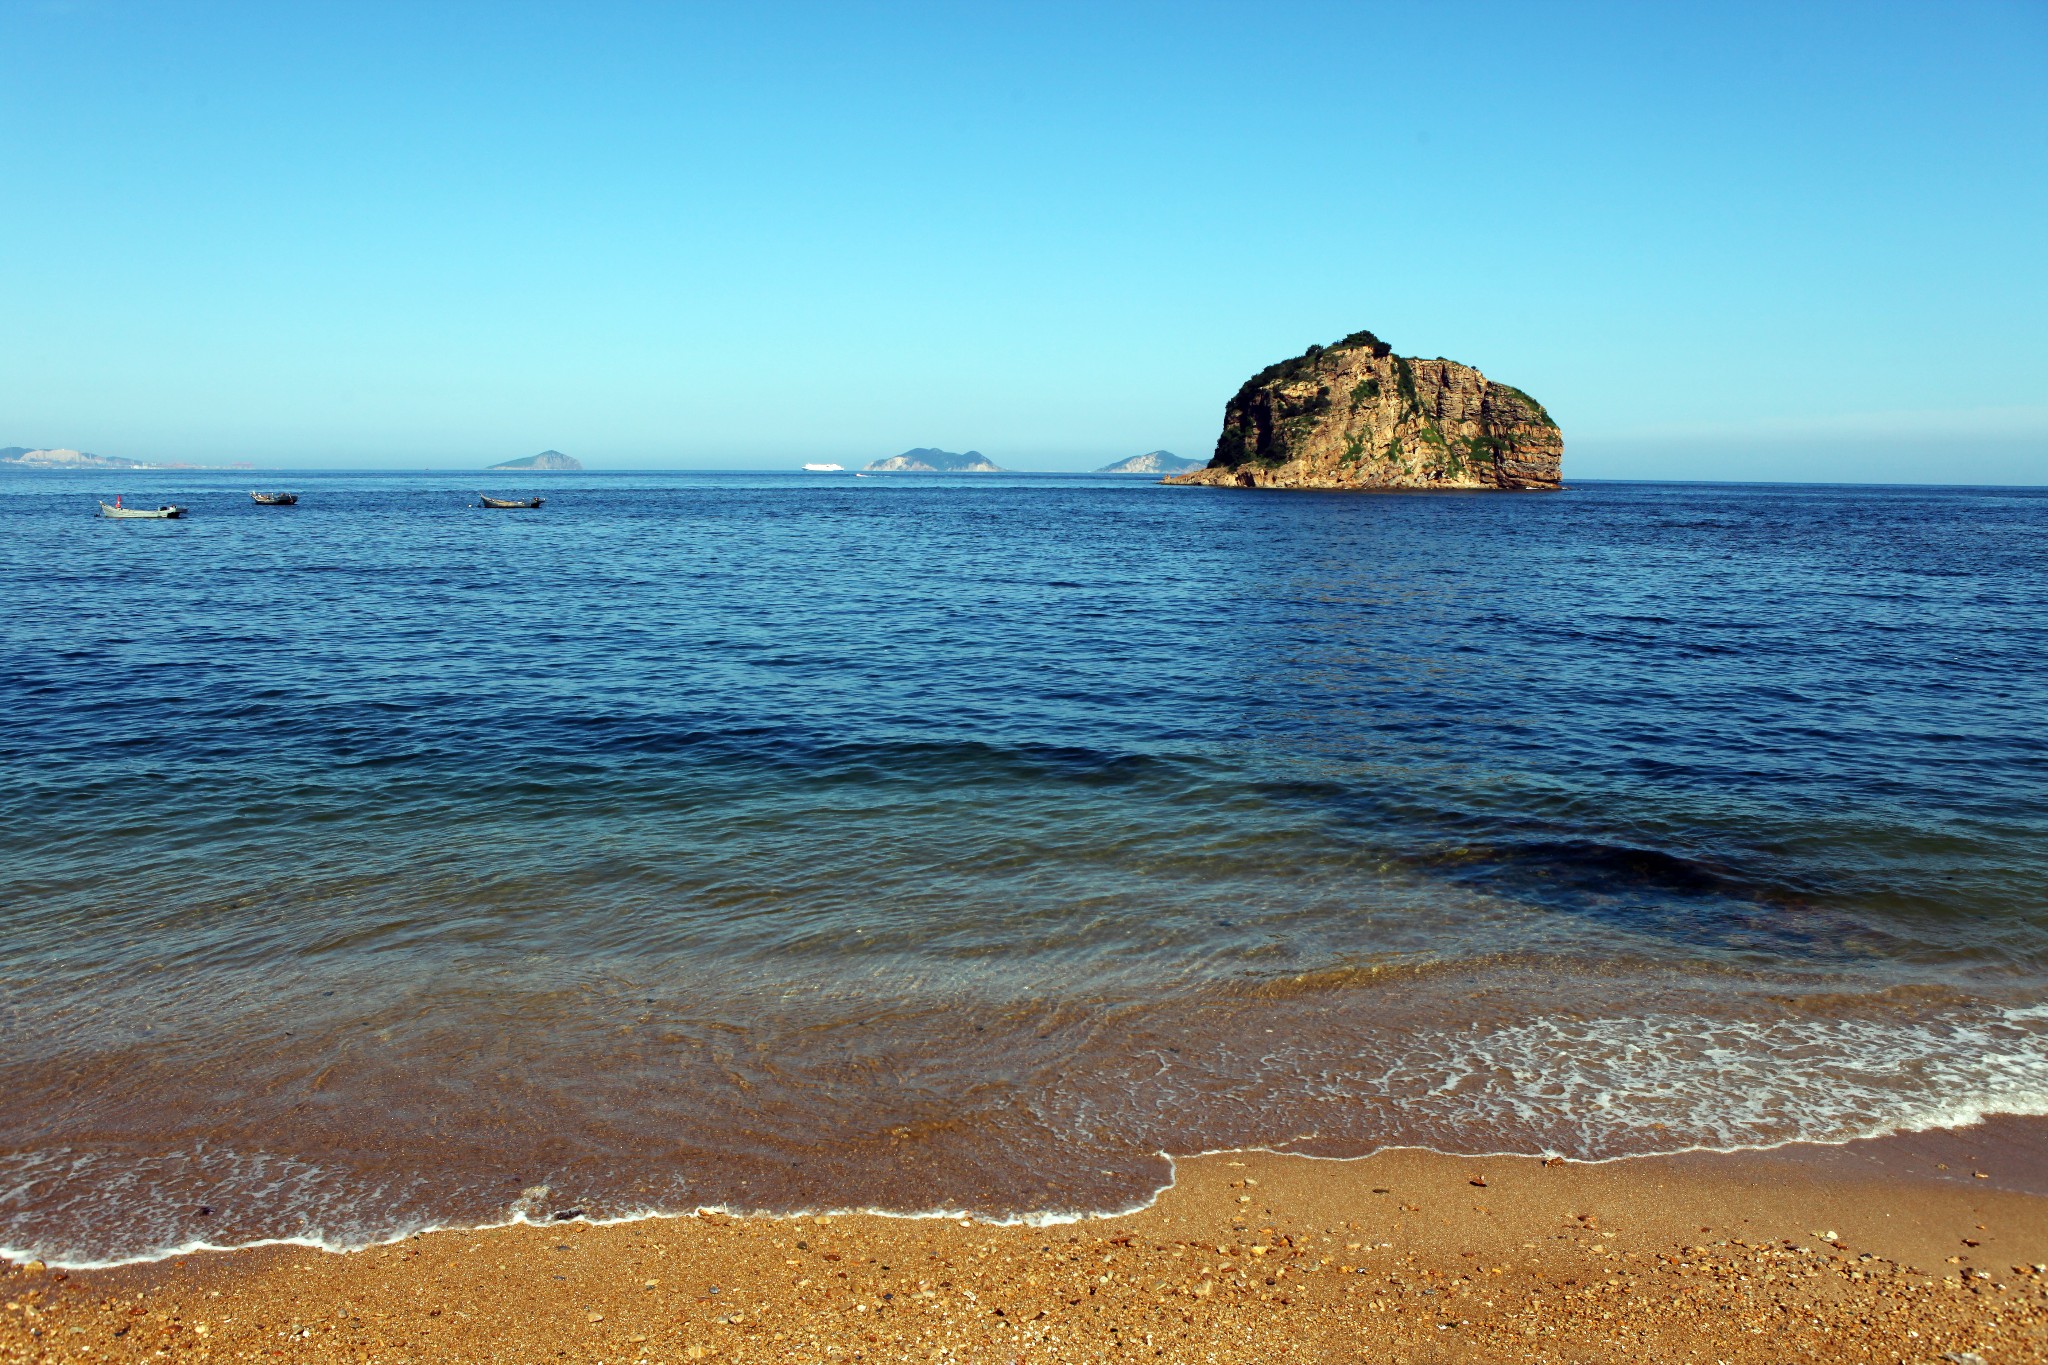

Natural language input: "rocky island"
[1,447,142,469]
[1096,450,1203,474]
[488,450,582,470]
[1166,330,1561,490]
[862,448,1003,473]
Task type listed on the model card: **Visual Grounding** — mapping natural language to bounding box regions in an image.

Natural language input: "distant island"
[1096,450,1203,475]
[861,448,1004,473]
[0,446,252,471]
[2,446,142,469]
[1165,330,1562,491]
[488,450,582,471]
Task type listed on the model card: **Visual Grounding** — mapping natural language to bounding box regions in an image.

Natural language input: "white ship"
[802,462,845,472]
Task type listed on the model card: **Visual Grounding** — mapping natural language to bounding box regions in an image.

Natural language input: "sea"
[3,468,2046,1267]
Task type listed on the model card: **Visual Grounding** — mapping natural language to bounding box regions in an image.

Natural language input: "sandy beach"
[8,1121,2047,1364]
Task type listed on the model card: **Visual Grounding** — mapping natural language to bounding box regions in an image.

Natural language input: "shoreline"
[16,1115,2048,1276]
[8,1120,2048,1362]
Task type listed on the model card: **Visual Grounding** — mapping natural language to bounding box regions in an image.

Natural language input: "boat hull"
[99,502,184,519]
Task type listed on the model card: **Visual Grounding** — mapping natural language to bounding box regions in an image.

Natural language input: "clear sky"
[3,0,2044,479]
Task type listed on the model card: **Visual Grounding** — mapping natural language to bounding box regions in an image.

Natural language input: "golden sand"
[6,1141,2046,1363]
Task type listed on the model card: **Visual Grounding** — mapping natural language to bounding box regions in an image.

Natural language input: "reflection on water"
[3,470,2046,1263]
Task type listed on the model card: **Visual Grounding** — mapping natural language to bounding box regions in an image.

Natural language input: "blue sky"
[2,1,2044,479]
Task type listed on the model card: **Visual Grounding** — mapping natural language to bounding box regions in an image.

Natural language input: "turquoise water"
[3,468,2046,1264]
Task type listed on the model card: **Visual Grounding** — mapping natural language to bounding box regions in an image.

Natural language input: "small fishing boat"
[99,500,185,519]
[250,491,298,505]
[478,495,544,509]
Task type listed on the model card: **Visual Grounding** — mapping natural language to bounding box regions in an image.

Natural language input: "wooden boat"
[478,495,544,509]
[250,491,298,505]
[99,501,185,519]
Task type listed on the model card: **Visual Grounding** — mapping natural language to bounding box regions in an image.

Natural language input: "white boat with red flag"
[98,495,185,519]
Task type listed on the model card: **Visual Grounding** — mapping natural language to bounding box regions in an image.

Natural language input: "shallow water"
[3,469,2046,1264]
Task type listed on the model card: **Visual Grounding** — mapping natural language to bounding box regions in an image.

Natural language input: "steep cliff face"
[1165,331,1562,491]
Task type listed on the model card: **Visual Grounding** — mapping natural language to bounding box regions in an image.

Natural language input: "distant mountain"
[489,450,582,471]
[1096,450,1203,474]
[1,447,143,469]
[861,448,1004,473]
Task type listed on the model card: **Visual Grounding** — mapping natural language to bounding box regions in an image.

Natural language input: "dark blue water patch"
[11,473,2041,945]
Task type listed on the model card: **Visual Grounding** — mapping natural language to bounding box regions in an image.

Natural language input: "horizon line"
[5,467,2045,491]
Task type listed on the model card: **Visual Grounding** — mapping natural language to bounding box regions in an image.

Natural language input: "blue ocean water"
[3,468,2047,1265]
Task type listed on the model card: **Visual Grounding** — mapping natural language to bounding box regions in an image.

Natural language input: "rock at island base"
[1165,330,1562,491]
[488,450,582,471]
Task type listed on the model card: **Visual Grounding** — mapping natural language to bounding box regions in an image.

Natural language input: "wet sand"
[7,1122,2048,1364]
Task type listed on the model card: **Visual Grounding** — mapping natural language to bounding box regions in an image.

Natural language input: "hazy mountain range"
[488,450,582,470]
[1,447,142,469]
[861,448,1004,472]
[1095,450,1203,474]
